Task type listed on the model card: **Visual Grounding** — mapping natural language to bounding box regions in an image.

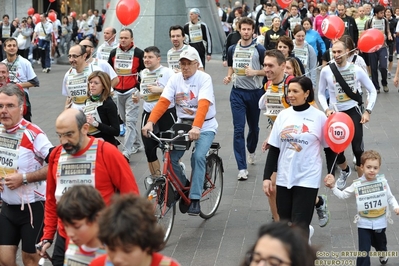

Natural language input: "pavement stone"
[11,56,399,265]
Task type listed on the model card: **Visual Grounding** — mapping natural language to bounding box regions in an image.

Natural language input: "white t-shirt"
[79,19,94,36]
[167,45,203,71]
[318,62,377,112]
[2,55,37,92]
[90,58,118,81]
[218,7,230,32]
[34,21,53,40]
[161,70,218,133]
[139,65,175,112]
[96,39,118,61]
[268,106,327,189]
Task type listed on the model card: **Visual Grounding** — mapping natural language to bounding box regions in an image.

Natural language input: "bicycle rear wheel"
[146,180,176,243]
[200,154,224,219]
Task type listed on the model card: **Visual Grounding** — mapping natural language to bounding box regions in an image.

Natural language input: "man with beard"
[62,45,101,110]
[37,108,139,266]
[337,3,358,46]
[167,25,203,72]
[223,17,266,181]
[0,84,53,266]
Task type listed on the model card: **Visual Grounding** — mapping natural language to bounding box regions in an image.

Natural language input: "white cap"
[179,50,198,61]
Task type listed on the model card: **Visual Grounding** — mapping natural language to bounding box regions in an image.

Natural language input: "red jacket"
[108,44,145,92]
[42,137,140,241]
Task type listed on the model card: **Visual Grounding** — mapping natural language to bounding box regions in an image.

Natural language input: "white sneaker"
[237,169,248,181]
[247,153,256,165]
[308,225,314,245]
[336,167,351,190]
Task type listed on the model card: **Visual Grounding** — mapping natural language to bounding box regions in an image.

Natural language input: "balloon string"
[123,0,151,31]
[329,154,339,175]
[302,48,358,77]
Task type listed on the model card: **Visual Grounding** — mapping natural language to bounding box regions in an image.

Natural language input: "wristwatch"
[365,109,372,114]
[22,173,28,185]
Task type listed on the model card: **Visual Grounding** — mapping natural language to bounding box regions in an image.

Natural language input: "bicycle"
[144,124,224,243]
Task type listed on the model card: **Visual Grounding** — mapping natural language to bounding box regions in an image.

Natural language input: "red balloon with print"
[276,0,293,9]
[379,0,389,6]
[32,13,40,24]
[27,7,35,16]
[321,16,345,40]
[323,112,355,154]
[48,11,57,22]
[116,0,141,26]
[358,29,385,53]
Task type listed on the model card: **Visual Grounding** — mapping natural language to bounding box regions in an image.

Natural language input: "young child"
[56,185,106,265]
[90,194,180,266]
[324,150,399,266]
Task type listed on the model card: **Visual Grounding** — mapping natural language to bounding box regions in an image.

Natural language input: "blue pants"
[357,227,387,266]
[230,87,263,170]
[170,131,215,200]
[369,47,388,90]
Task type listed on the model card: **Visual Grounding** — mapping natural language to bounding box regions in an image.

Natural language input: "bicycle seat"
[210,142,220,150]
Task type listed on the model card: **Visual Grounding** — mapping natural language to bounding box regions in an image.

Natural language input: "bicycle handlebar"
[148,130,190,144]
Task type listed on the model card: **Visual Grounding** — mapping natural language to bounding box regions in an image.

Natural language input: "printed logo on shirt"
[280,124,310,152]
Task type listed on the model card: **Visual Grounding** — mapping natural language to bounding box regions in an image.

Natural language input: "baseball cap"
[190,8,201,16]
[179,50,198,61]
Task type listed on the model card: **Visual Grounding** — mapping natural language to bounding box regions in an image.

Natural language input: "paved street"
[14,57,399,265]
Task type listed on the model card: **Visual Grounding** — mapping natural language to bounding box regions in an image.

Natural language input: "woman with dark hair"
[83,71,119,146]
[276,35,305,74]
[264,17,285,50]
[241,222,317,266]
[263,76,335,241]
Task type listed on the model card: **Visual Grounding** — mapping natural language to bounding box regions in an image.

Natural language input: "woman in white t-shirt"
[262,76,335,240]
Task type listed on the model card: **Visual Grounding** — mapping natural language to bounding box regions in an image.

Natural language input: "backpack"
[221,9,227,22]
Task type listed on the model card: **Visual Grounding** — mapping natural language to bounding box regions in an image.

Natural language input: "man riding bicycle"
[142,49,218,216]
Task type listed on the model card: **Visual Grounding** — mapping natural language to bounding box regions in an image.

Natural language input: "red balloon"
[49,0,56,2]
[116,0,141,26]
[32,13,40,24]
[380,0,389,6]
[48,12,57,22]
[27,7,35,16]
[106,2,110,9]
[321,16,345,40]
[358,29,385,53]
[323,112,355,154]
[70,11,77,18]
[276,0,293,9]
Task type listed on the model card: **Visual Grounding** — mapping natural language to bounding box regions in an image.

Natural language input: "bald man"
[96,26,118,61]
[37,108,139,266]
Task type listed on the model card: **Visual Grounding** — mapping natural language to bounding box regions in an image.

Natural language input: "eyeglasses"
[68,54,83,59]
[0,104,20,110]
[56,131,75,138]
[179,61,197,67]
[245,252,291,266]
[82,45,93,48]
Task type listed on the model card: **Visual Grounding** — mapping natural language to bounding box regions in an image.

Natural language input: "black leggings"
[276,185,318,237]
[336,106,364,167]
[141,107,176,162]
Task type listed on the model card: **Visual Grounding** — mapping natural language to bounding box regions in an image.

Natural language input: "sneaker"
[131,147,139,154]
[383,85,389,92]
[187,199,200,216]
[42,68,47,73]
[247,153,256,165]
[119,124,126,136]
[379,256,388,264]
[46,68,51,73]
[388,72,392,79]
[316,195,330,227]
[308,225,314,245]
[336,167,351,190]
[237,169,248,181]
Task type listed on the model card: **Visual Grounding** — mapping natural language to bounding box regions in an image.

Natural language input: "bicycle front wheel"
[200,154,224,219]
[146,181,176,243]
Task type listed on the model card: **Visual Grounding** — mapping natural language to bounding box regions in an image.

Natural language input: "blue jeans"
[230,87,263,170]
[170,131,215,200]
[369,47,388,90]
[39,39,51,68]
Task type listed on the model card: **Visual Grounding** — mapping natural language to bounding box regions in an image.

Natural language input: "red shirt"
[42,137,140,240]
[90,253,181,266]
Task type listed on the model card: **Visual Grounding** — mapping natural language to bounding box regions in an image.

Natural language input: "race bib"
[0,126,24,175]
[232,45,255,76]
[140,71,161,102]
[99,46,113,61]
[83,100,103,135]
[264,91,285,117]
[293,46,308,68]
[333,65,356,102]
[2,26,10,38]
[67,73,88,104]
[114,49,134,76]
[55,139,98,202]
[189,24,203,43]
[168,52,181,70]
[354,176,388,218]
